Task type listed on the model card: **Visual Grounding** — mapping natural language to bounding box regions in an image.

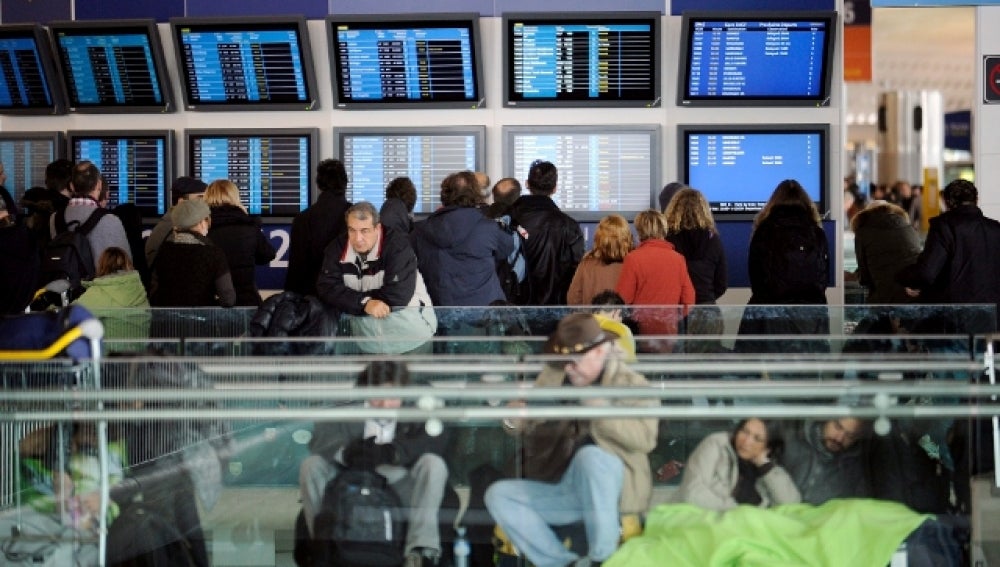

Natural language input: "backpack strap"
[54,208,71,234]
[76,207,109,236]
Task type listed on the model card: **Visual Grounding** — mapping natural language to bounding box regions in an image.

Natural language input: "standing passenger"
[566,214,634,306]
[150,199,235,307]
[285,159,351,296]
[204,179,276,307]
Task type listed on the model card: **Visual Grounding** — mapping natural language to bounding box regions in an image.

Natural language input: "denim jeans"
[485,444,625,567]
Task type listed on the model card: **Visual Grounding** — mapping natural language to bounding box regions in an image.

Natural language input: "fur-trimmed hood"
[851,201,911,232]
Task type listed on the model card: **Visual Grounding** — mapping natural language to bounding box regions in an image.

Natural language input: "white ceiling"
[846,6,975,142]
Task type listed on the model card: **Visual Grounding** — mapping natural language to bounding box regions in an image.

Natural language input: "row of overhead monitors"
[0,11,837,114]
[0,124,828,222]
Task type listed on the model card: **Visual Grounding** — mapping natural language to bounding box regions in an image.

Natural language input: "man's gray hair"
[346,201,379,224]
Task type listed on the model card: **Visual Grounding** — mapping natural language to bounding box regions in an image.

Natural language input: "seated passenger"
[298,360,451,567]
[676,418,800,511]
[780,418,871,504]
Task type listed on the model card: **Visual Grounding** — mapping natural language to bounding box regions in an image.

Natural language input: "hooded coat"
[411,206,514,306]
[851,202,921,304]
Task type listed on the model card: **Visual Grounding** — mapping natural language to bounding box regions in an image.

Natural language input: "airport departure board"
[0,133,62,203]
[0,25,63,114]
[504,13,659,107]
[69,131,172,216]
[188,129,315,218]
[327,15,483,108]
[336,127,484,213]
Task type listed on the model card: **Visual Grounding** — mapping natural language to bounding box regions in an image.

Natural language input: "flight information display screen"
[187,129,316,218]
[679,11,836,106]
[336,127,484,213]
[328,15,483,108]
[69,131,173,216]
[503,125,659,220]
[51,20,173,111]
[504,13,660,107]
[0,26,64,114]
[172,17,318,110]
[0,132,63,203]
[680,125,827,216]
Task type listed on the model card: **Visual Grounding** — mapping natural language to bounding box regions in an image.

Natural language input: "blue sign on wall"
[671,0,835,16]
[76,0,184,22]
[944,110,972,151]
[2,0,72,24]
[187,0,328,18]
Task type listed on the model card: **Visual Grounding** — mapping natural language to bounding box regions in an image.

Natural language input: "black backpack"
[313,468,406,567]
[41,208,108,290]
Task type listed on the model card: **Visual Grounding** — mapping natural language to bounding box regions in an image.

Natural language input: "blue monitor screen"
[680,126,827,216]
[336,127,483,213]
[679,11,836,106]
[188,129,315,218]
[51,20,172,111]
[504,13,660,107]
[0,133,62,203]
[70,131,172,217]
[0,26,63,114]
[328,15,482,108]
[172,17,317,110]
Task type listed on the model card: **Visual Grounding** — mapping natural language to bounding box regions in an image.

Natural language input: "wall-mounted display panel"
[327,13,484,109]
[503,12,660,108]
[170,15,319,111]
[502,124,660,221]
[0,24,67,115]
[678,124,829,218]
[186,128,317,221]
[677,11,836,107]
[68,130,173,217]
[49,19,174,113]
[335,126,485,212]
[0,131,64,203]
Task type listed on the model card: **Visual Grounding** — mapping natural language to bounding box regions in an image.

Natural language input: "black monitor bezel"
[48,19,175,114]
[677,123,830,220]
[501,124,662,222]
[66,129,175,218]
[502,11,662,109]
[169,15,320,112]
[326,13,485,110]
[677,10,837,107]
[184,127,319,223]
[0,24,68,115]
[334,125,486,214]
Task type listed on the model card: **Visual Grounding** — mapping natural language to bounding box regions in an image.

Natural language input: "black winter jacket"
[208,205,276,307]
[249,291,339,355]
[851,202,921,304]
[747,205,828,305]
[285,191,351,296]
[509,195,584,306]
[666,228,728,304]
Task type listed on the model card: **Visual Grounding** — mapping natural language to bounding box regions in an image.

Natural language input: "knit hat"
[544,313,617,356]
[172,198,210,230]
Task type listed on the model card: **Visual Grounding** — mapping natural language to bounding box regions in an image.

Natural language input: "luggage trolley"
[0,307,108,566]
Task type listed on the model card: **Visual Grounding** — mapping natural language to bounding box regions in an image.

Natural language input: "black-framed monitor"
[0,132,64,203]
[49,19,174,113]
[503,12,661,108]
[0,25,67,115]
[678,124,829,218]
[327,13,484,109]
[170,15,319,111]
[335,126,485,213]
[186,128,317,221]
[68,130,173,217]
[678,11,836,107]
[502,124,660,221]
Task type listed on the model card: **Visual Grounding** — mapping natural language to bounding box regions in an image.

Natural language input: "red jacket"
[616,239,695,336]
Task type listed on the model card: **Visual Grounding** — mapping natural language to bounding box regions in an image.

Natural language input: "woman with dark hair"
[738,180,830,356]
[676,418,800,511]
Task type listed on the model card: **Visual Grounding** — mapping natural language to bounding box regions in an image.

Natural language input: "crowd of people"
[2,154,998,567]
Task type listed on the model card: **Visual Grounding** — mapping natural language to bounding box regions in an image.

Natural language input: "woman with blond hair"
[616,210,695,351]
[204,179,276,306]
[566,214,634,305]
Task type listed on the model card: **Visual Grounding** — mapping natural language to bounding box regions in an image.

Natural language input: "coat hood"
[210,204,258,227]
[79,271,149,308]
[419,206,484,248]
[850,201,911,232]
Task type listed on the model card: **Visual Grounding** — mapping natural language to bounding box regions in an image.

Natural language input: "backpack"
[313,468,406,567]
[496,215,528,304]
[41,208,108,291]
[768,226,828,302]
